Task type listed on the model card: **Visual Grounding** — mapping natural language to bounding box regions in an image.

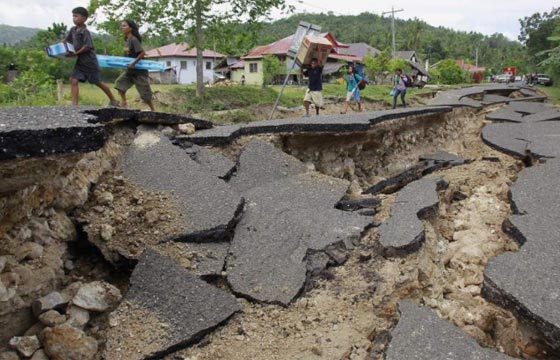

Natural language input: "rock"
[39,310,66,327]
[16,243,44,261]
[0,280,15,302]
[24,322,46,337]
[177,123,196,135]
[72,281,122,312]
[32,292,68,316]
[42,324,98,360]
[65,306,90,329]
[99,224,114,242]
[0,352,19,360]
[30,349,49,360]
[9,335,40,357]
[0,256,7,273]
[96,191,114,205]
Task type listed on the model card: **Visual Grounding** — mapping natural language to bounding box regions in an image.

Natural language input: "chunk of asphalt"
[135,112,213,129]
[419,151,466,165]
[227,173,371,306]
[482,159,560,350]
[0,106,105,161]
[378,178,439,256]
[180,107,452,146]
[385,301,514,360]
[363,160,451,195]
[507,101,553,115]
[228,138,308,193]
[104,249,240,359]
[485,108,523,123]
[482,119,560,158]
[335,197,380,212]
[120,129,243,242]
[481,94,512,105]
[179,142,236,179]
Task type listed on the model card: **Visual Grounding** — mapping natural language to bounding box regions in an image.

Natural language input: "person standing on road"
[392,68,407,109]
[341,65,362,114]
[114,19,155,111]
[302,58,324,117]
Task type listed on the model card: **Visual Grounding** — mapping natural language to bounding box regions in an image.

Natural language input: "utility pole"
[475,47,479,67]
[382,6,404,58]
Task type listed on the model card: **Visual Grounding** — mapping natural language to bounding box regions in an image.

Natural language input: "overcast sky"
[0,0,556,40]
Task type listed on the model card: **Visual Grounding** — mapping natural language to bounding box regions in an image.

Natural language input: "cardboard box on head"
[296,36,333,66]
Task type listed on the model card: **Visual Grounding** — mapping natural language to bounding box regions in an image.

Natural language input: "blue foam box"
[96,55,165,71]
[45,42,76,58]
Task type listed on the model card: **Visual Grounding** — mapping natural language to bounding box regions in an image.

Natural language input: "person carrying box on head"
[64,7,118,107]
[302,58,323,117]
[114,19,155,111]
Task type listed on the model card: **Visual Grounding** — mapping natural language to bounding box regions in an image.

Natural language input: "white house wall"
[157,56,222,84]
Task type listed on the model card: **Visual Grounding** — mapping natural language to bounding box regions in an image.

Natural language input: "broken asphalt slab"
[378,178,440,256]
[177,142,236,179]
[430,84,523,108]
[135,111,213,129]
[226,139,370,305]
[228,138,309,193]
[179,106,452,146]
[482,119,560,158]
[364,152,464,195]
[482,159,560,350]
[227,172,371,305]
[119,129,243,242]
[385,301,514,360]
[0,106,106,161]
[103,249,240,359]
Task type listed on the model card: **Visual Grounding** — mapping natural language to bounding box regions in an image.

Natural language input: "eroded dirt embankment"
[1,105,555,360]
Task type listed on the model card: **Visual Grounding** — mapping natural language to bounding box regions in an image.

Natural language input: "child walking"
[341,65,362,114]
[114,20,155,111]
[64,7,118,106]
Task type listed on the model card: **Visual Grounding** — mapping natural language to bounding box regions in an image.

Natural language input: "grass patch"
[538,86,560,105]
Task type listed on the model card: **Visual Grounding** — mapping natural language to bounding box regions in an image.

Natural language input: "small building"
[144,43,225,84]
[456,59,486,83]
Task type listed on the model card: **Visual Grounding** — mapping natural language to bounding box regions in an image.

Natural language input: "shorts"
[71,68,101,84]
[303,89,323,107]
[115,70,153,102]
[346,90,360,102]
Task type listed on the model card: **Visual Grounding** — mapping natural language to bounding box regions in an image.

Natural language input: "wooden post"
[56,79,63,105]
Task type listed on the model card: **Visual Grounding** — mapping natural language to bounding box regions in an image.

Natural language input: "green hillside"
[210,12,527,72]
[0,24,40,45]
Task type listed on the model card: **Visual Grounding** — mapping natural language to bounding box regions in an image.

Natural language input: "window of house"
[166,61,172,67]
[180,61,187,70]
[206,61,212,70]
[249,63,258,73]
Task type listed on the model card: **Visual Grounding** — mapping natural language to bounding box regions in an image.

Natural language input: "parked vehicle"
[495,74,511,83]
[502,66,516,82]
[536,74,553,86]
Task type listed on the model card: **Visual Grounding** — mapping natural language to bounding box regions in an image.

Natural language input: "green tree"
[363,48,391,84]
[89,0,293,97]
[432,58,467,84]
[263,54,282,86]
[388,57,407,73]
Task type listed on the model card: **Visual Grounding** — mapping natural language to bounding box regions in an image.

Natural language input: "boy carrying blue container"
[64,7,118,106]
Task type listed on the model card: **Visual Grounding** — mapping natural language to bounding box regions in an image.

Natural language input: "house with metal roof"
[145,43,225,84]
[233,32,359,85]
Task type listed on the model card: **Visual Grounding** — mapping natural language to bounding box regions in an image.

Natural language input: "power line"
[288,0,344,16]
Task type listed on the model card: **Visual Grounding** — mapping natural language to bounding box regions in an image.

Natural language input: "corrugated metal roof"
[145,42,225,59]
[242,32,349,60]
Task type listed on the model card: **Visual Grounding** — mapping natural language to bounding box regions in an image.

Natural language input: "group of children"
[65,7,154,111]
[302,61,409,116]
